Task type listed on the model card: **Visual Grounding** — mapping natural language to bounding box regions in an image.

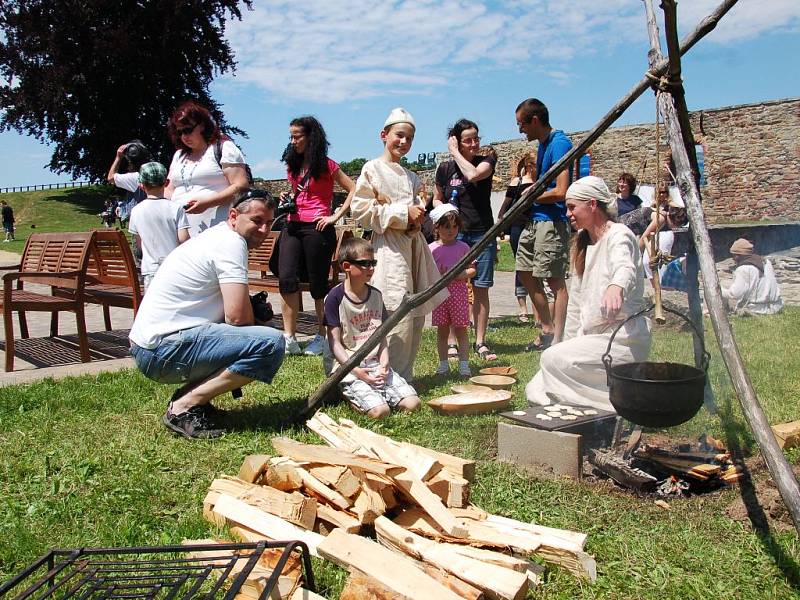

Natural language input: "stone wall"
[258,98,800,224]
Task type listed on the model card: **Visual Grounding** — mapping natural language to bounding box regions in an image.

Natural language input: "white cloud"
[250,156,284,178]
[226,0,800,104]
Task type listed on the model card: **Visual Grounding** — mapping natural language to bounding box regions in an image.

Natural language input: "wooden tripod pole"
[295,0,740,423]
[647,0,800,532]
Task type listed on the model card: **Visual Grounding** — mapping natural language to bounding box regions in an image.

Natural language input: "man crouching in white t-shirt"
[129,188,285,439]
[128,162,190,290]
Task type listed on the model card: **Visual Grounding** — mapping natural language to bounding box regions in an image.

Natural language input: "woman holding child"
[433,119,498,361]
[350,108,447,382]
[525,176,651,412]
[164,101,250,237]
[279,116,355,357]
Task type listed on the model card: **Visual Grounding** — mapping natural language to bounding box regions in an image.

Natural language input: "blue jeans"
[131,323,285,386]
[457,230,495,288]
[509,224,528,299]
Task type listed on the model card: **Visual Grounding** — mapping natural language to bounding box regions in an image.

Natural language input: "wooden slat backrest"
[86,229,136,286]
[248,231,280,276]
[17,232,93,289]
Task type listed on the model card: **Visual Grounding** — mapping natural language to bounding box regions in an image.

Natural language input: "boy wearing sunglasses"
[323,237,420,419]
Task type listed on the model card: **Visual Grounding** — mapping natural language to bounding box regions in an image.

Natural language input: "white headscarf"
[566,176,618,219]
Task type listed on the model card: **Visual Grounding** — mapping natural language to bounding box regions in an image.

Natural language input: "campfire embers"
[589,433,743,496]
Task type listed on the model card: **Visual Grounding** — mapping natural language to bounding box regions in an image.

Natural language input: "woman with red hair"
[164,101,250,237]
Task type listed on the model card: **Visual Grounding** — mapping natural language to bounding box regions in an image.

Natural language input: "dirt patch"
[725,463,798,532]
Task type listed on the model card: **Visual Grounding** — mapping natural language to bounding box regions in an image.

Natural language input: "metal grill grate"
[0,541,315,599]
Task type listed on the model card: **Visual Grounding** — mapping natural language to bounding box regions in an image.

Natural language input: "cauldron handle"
[601,303,710,376]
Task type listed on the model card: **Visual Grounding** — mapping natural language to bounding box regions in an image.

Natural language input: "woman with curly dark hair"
[279,116,355,356]
[164,100,249,237]
[615,171,643,216]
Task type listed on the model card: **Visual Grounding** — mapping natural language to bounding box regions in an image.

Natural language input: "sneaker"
[458,362,471,378]
[435,363,450,375]
[162,406,225,439]
[284,334,302,355]
[303,334,326,356]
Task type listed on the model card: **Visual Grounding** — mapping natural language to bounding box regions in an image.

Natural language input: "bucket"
[602,305,710,428]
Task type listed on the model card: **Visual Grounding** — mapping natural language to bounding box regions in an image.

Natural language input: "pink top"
[429,239,473,291]
[287,158,339,223]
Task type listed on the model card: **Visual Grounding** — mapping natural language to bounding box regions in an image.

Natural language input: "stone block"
[497,422,583,479]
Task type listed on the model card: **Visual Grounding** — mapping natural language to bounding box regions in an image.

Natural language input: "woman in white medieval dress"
[526,176,651,412]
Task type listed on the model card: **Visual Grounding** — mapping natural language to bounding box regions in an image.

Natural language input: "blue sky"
[0,0,798,186]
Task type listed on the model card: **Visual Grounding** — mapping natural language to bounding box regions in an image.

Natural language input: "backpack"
[214,139,254,185]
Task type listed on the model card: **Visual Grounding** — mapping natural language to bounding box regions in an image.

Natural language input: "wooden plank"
[392,470,468,538]
[272,436,403,476]
[317,530,465,600]
[290,588,328,600]
[316,503,362,534]
[208,477,317,530]
[340,569,409,600]
[238,454,271,484]
[212,494,324,557]
[394,508,596,581]
[375,516,528,600]
[309,465,361,498]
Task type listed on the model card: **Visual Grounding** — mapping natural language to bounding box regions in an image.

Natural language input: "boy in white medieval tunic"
[526,176,651,412]
[350,108,447,381]
[721,238,783,315]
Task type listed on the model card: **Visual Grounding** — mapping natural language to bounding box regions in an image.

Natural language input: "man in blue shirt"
[514,98,572,350]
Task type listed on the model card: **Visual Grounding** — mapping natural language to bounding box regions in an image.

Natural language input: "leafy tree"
[0,0,251,181]
[339,157,368,177]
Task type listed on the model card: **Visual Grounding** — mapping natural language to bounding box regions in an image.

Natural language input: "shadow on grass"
[45,186,112,216]
[224,394,345,433]
[719,393,800,589]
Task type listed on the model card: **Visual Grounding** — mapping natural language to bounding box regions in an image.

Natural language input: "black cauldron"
[602,305,710,428]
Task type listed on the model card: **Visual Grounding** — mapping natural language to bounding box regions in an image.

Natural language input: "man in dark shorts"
[1,200,15,242]
[514,98,572,349]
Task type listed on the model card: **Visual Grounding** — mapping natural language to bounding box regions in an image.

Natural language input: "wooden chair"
[0,232,94,371]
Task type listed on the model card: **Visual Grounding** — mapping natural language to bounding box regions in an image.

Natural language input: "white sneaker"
[284,335,302,355]
[303,334,326,356]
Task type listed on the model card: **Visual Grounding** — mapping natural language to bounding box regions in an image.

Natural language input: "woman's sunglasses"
[177,123,198,136]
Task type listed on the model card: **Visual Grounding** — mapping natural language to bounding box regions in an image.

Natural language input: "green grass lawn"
[0,185,114,255]
[2,311,800,598]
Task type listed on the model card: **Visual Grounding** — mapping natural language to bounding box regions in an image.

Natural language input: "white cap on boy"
[383,107,416,129]
[429,203,459,225]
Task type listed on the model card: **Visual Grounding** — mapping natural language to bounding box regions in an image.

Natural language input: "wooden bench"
[0,232,94,371]
[51,229,142,332]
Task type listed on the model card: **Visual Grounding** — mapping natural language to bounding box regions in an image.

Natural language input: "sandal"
[447,344,459,361]
[525,333,554,352]
[518,313,530,323]
[474,342,498,361]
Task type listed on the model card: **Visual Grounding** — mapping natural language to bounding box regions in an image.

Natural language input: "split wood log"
[339,569,403,600]
[315,503,362,534]
[271,436,403,477]
[263,458,304,492]
[394,508,596,581]
[308,465,361,499]
[351,468,388,524]
[296,0,742,421]
[647,0,800,532]
[211,494,324,557]
[317,529,466,600]
[483,513,588,553]
[207,476,317,530]
[427,470,470,508]
[374,516,529,600]
[182,538,304,585]
[238,454,271,484]
[391,470,468,538]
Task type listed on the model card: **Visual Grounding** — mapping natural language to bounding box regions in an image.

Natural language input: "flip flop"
[525,333,554,352]
[474,342,498,361]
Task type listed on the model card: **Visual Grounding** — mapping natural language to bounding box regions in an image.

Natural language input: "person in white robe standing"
[526,176,651,412]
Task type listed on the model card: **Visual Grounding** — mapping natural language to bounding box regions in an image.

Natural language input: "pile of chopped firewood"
[632,444,742,485]
[197,411,595,599]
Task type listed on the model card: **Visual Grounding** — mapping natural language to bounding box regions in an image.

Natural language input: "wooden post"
[293,0,741,422]
[646,0,800,533]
